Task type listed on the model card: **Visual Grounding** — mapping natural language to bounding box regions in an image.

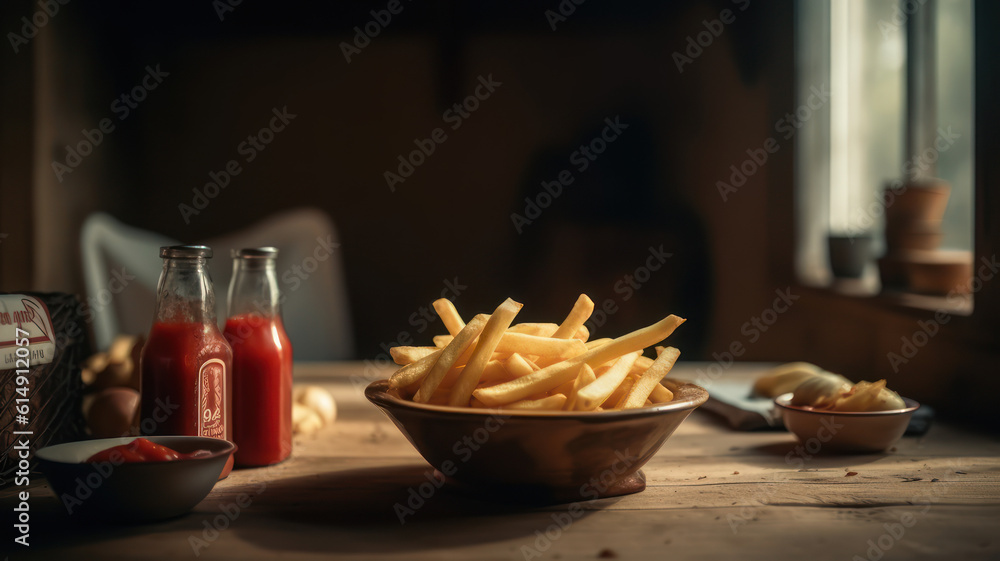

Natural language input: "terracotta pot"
[904,250,973,295]
[884,219,943,251]
[883,179,950,222]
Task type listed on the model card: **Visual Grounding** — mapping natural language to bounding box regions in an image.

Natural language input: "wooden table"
[6,362,1000,560]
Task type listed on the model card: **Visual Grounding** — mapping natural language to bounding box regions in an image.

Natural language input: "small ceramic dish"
[36,436,235,521]
[365,379,708,503]
[775,393,920,453]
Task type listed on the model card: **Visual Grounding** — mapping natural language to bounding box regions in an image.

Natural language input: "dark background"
[2,0,998,423]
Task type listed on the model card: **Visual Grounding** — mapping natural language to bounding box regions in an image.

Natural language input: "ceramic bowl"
[775,393,920,453]
[365,379,708,503]
[36,436,235,521]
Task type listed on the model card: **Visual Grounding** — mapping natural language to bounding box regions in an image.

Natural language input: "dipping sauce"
[86,437,211,463]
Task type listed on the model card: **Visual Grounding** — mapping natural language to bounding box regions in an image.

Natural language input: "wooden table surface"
[5,362,1000,560]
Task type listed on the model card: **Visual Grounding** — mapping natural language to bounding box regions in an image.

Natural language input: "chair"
[80,208,354,361]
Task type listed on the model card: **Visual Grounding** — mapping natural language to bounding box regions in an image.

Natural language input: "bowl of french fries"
[365,296,708,502]
[760,363,920,453]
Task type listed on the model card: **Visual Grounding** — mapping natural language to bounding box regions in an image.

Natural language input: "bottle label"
[0,295,56,368]
[197,358,227,439]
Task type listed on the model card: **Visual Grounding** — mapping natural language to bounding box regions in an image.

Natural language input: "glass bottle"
[140,245,234,478]
[224,247,293,467]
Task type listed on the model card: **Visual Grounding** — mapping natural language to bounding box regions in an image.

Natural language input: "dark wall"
[35,0,793,359]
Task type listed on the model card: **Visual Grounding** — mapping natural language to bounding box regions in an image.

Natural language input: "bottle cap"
[160,245,213,259]
[232,247,279,259]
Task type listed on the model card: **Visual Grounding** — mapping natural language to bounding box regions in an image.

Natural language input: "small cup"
[828,234,873,279]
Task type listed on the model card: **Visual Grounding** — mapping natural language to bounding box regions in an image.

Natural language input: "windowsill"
[798,261,973,316]
[802,275,973,316]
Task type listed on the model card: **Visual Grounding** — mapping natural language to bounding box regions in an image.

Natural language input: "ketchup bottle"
[140,245,234,478]
[224,247,292,467]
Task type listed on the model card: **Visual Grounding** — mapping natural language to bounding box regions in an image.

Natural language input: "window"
[795,0,974,307]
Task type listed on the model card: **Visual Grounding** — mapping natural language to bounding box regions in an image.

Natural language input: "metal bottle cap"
[160,245,213,259]
[232,247,279,259]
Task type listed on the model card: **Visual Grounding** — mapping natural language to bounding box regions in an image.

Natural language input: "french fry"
[448,299,523,406]
[622,347,680,409]
[433,335,454,348]
[507,323,559,336]
[414,314,489,403]
[432,298,466,336]
[552,294,595,339]
[565,363,596,410]
[504,353,536,378]
[478,359,512,385]
[473,315,685,406]
[649,382,675,403]
[574,352,641,411]
[389,349,443,390]
[494,332,587,360]
[631,355,654,372]
[608,377,635,409]
[389,297,684,411]
[507,322,589,341]
[585,338,613,350]
[390,346,440,365]
[501,394,567,410]
[553,378,576,397]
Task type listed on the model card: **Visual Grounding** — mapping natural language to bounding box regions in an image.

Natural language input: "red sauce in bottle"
[141,321,234,477]
[140,245,234,478]
[225,313,292,466]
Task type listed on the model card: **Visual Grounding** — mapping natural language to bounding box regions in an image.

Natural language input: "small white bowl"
[37,436,235,521]
[775,393,920,453]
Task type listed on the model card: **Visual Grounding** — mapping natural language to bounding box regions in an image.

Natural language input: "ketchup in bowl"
[85,437,211,463]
